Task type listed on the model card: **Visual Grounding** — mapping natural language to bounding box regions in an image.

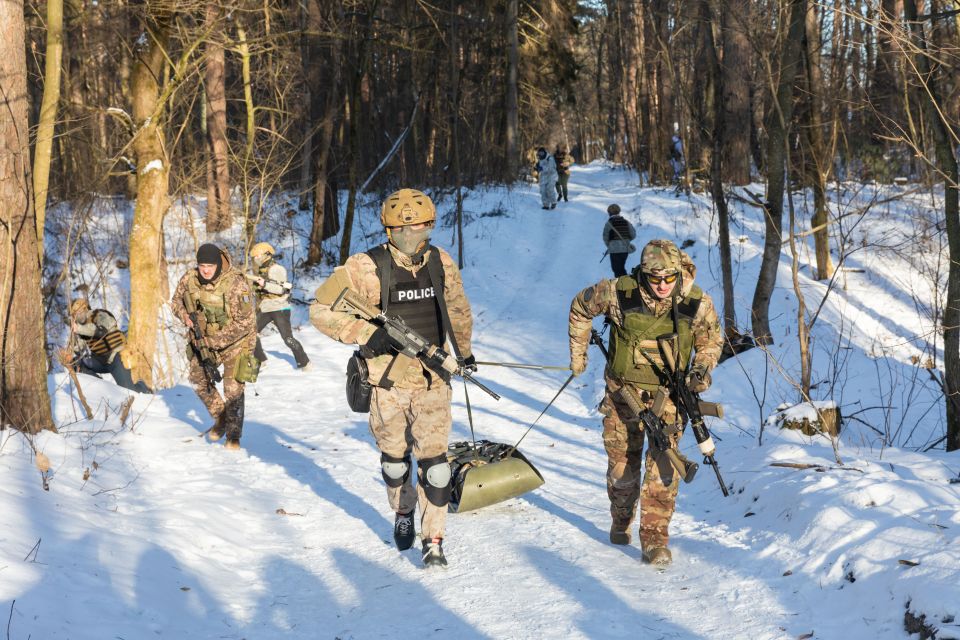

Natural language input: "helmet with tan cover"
[250,242,276,259]
[69,297,91,316]
[380,189,436,228]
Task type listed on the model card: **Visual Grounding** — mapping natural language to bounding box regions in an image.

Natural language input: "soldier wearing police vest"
[171,243,257,450]
[568,239,723,565]
[248,242,311,371]
[309,189,474,568]
[65,298,152,394]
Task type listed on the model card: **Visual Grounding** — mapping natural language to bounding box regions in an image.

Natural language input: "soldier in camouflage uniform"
[171,243,257,450]
[568,239,723,565]
[65,298,152,394]
[248,241,311,370]
[310,189,474,568]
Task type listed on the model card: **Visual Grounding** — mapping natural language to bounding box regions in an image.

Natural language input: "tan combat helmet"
[250,241,275,266]
[250,242,275,259]
[69,297,91,317]
[640,239,682,275]
[380,189,436,228]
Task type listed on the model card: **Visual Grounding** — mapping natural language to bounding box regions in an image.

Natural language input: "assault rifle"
[331,288,500,401]
[657,333,730,497]
[244,272,292,294]
[183,295,222,390]
[588,329,698,484]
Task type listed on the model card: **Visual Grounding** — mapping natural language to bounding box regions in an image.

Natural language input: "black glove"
[686,364,711,393]
[361,326,401,358]
[459,354,477,373]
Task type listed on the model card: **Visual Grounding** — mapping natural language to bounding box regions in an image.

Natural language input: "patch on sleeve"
[582,287,594,303]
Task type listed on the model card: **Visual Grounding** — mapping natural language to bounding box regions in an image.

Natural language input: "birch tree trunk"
[126,13,172,389]
[0,0,55,433]
[33,0,64,264]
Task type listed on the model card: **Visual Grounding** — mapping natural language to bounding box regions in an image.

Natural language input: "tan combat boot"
[224,439,241,451]
[205,415,225,442]
[642,546,672,566]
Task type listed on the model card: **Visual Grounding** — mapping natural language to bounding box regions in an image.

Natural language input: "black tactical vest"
[367,245,444,349]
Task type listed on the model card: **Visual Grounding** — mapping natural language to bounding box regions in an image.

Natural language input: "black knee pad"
[418,453,452,507]
[381,452,411,488]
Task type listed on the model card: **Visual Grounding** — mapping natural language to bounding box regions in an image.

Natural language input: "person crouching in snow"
[535,147,559,209]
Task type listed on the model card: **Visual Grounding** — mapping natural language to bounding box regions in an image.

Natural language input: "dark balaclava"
[196,243,223,284]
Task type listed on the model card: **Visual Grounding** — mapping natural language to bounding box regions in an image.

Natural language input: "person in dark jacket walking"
[602,204,637,277]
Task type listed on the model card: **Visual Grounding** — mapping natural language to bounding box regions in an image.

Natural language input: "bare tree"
[33,0,64,264]
[204,1,230,233]
[0,0,55,433]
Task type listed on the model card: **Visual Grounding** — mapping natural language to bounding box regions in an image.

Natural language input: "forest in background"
[1,0,958,450]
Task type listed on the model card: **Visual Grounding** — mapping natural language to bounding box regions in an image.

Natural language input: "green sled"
[448,440,545,513]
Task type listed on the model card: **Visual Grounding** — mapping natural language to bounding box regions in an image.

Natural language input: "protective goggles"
[645,272,679,286]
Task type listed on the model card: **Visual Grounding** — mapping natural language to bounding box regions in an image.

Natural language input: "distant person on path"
[554,144,573,202]
[669,132,689,196]
[310,189,475,568]
[535,147,558,210]
[64,298,153,394]
[602,204,637,278]
[248,242,311,371]
[567,239,723,566]
[171,243,257,451]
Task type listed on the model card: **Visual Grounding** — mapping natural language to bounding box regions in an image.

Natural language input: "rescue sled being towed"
[447,440,544,513]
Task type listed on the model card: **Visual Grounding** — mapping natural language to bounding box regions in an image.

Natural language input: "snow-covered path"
[2,166,958,639]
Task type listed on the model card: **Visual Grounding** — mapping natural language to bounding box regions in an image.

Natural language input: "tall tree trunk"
[902,0,960,451]
[802,2,834,280]
[871,0,904,143]
[450,1,464,268]
[703,0,737,335]
[204,2,230,233]
[1,0,55,433]
[751,0,807,345]
[126,13,172,389]
[720,0,752,184]
[33,0,64,264]
[505,0,519,181]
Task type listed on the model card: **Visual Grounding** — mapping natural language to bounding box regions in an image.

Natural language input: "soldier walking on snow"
[602,204,637,278]
[310,189,474,568]
[248,242,311,371]
[554,144,573,202]
[171,243,257,450]
[567,239,723,565]
[535,147,559,209]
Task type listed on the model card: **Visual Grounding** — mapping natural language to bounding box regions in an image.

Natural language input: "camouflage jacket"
[170,249,256,351]
[569,251,723,380]
[310,243,473,390]
[255,261,292,313]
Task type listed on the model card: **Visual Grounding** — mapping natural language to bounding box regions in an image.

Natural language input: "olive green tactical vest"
[187,274,232,334]
[607,276,702,391]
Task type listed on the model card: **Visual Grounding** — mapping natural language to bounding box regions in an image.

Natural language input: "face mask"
[389,226,432,256]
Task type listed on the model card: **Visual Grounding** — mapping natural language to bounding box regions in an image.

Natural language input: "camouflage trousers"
[369,382,452,541]
[599,384,682,550]
[188,335,255,441]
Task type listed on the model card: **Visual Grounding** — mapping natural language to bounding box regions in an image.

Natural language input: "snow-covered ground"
[2,165,958,639]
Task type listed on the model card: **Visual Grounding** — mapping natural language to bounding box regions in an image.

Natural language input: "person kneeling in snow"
[64,298,152,394]
[567,239,723,566]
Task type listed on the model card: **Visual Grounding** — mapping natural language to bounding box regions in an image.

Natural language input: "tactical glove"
[686,364,711,393]
[570,353,587,377]
[459,354,477,373]
[361,326,401,358]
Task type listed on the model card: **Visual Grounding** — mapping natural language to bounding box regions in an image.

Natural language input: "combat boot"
[205,415,225,442]
[642,546,672,566]
[422,537,448,568]
[609,522,632,546]
[393,511,415,551]
[224,438,241,451]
